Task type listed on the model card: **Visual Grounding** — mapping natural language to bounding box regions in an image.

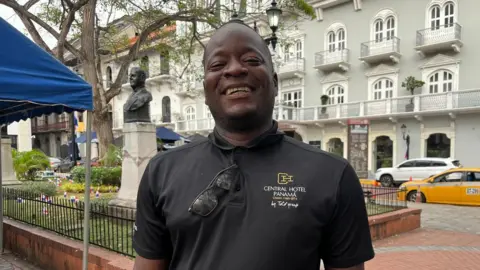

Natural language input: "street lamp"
[264,0,282,50]
[401,124,410,160]
[230,0,282,51]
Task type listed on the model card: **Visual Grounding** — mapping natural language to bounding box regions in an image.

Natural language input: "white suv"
[375,158,461,187]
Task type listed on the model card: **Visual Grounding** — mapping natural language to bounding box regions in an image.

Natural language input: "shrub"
[70,166,121,186]
[60,182,118,193]
[12,149,50,181]
[99,144,122,167]
[16,181,57,197]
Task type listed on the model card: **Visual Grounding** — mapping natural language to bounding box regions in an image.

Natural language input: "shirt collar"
[208,120,284,150]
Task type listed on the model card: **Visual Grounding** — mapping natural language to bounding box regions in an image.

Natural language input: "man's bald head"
[203,21,274,71]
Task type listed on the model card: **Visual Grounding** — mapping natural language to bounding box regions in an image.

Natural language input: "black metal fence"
[2,187,135,257]
[361,184,407,216]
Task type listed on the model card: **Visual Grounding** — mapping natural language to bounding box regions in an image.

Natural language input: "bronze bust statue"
[123,67,153,123]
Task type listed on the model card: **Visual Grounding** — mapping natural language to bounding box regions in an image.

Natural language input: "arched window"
[161,96,171,123]
[185,106,196,120]
[372,78,394,100]
[429,1,456,29]
[428,70,453,93]
[324,23,347,52]
[326,85,345,104]
[106,66,112,87]
[371,9,397,42]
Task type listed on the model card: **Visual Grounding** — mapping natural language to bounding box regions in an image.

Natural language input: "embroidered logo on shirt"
[264,173,306,209]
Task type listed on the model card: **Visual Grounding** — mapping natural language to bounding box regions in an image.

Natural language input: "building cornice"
[309,0,362,21]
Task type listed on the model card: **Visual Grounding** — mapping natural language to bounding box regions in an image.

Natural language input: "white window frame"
[421,60,459,95]
[281,89,303,108]
[366,65,399,100]
[295,40,304,59]
[425,0,458,28]
[372,78,394,100]
[426,69,454,93]
[185,106,196,120]
[204,106,213,118]
[324,22,347,52]
[370,9,398,41]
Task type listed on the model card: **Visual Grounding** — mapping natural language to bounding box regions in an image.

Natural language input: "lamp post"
[401,124,410,160]
[231,0,282,51]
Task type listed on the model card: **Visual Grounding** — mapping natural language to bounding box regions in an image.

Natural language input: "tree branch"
[0,0,83,59]
[14,10,53,54]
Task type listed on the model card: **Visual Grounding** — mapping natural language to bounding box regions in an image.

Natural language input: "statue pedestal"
[109,122,157,209]
[1,138,21,186]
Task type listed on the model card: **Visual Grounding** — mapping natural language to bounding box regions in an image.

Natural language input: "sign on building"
[347,119,369,179]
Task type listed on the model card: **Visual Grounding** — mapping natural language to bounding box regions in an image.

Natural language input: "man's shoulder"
[282,136,348,168]
[149,137,210,166]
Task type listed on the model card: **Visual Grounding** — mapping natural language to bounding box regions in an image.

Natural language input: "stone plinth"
[1,138,21,185]
[109,122,157,209]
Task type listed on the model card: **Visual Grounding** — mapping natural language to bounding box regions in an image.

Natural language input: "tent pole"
[0,125,3,254]
[82,111,92,270]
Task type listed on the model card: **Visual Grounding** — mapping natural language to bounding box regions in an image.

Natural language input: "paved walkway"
[366,203,480,269]
[0,252,42,270]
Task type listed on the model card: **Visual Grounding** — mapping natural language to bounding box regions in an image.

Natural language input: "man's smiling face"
[203,22,278,131]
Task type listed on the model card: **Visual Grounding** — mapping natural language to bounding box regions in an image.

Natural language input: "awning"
[0,18,93,125]
[76,132,97,143]
[156,126,182,141]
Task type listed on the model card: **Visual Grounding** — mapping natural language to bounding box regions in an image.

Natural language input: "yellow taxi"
[398,168,480,206]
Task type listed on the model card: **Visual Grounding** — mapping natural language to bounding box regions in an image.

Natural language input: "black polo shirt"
[133,121,374,269]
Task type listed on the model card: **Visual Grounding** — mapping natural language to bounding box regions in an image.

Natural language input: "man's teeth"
[226,87,251,95]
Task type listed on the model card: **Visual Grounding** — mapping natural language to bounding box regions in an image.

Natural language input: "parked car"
[375,158,461,187]
[48,157,62,171]
[398,167,480,206]
[76,157,100,167]
[49,157,74,173]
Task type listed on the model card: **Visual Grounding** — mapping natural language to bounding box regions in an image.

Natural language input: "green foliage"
[60,182,118,193]
[16,181,57,197]
[402,76,425,95]
[71,166,122,186]
[99,144,122,167]
[12,149,50,181]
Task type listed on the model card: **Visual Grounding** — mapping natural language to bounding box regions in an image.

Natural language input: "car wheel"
[380,175,394,187]
[407,191,426,203]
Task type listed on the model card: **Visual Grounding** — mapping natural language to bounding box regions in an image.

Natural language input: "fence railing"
[360,36,400,58]
[361,184,407,216]
[416,23,462,46]
[314,48,349,67]
[2,187,136,257]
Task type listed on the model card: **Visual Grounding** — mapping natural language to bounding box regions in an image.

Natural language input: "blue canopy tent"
[76,131,98,143]
[0,17,94,269]
[156,126,183,141]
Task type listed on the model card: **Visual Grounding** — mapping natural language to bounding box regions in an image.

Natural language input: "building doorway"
[426,133,451,158]
[327,138,344,157]
[373,136,393,170]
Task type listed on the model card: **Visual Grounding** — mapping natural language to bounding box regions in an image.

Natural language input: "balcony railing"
[273,89,480,122]
[416,23,462,52]
[360,37,401,63]
[313,49,349,71]
[175,118,215,132]
[31,121,70,133]
[277,58,305,79]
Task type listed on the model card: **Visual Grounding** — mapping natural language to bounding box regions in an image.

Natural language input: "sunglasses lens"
[190,189,218,216]
[215,172,233,190]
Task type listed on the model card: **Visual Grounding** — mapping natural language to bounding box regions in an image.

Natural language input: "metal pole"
[0,125,4,254]
[82,111,92,270]
[71,113,76,162]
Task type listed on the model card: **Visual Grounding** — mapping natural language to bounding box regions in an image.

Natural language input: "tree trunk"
[81,0,113,158]
[93,110,113,157]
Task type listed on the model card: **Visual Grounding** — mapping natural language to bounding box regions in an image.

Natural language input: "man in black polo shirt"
[133,21,374,270]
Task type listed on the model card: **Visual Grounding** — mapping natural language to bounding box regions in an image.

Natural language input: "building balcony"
[175,80,204,98]
[415,23,463,55]
[174,118,215,134]
[273,89,480,124]
[31,121,70,133]
[313,49,350,72]
[277,58,305,79]
[359,37,401,64]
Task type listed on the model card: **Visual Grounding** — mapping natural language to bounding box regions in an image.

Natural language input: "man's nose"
[223,59,248,77]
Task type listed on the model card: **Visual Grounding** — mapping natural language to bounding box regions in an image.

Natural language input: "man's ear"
[272,72,278,97]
